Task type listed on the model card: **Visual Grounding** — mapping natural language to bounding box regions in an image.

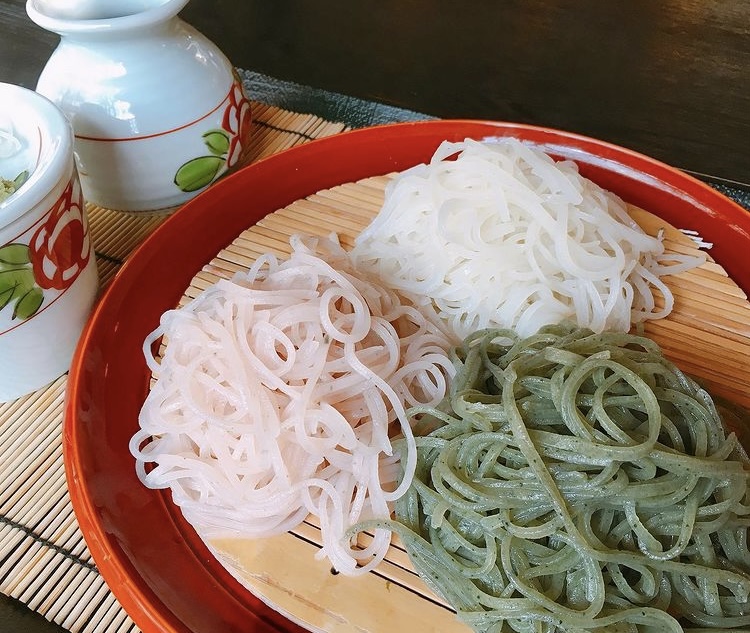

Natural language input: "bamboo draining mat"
[0,101,347,633]
[168,175,750,633]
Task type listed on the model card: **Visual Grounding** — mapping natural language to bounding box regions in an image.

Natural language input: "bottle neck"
[27,0,189,39]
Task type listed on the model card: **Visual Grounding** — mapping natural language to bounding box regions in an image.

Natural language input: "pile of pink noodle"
[130,235,455,575]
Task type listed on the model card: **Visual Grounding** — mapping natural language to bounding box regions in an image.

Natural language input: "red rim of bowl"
[63,119,750,633]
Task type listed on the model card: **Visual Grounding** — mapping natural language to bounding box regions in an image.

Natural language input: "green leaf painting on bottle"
[173,79,253,194]
[203,129,231,156]
[174,150,226,192]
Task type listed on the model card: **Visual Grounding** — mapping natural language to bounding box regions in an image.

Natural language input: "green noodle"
[376,324,750,632]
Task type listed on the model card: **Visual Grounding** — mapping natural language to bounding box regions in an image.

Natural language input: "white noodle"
[351,138,705,338]
[130,234,455,575]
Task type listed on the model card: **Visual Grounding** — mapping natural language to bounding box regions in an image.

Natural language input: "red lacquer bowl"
[63,120,750,632]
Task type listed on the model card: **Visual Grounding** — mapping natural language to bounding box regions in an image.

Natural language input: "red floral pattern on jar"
[221,79,253,168]
[29,178,91,291]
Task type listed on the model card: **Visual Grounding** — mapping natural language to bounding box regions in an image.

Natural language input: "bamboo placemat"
[171,176,750,633]
[0,101,348,633]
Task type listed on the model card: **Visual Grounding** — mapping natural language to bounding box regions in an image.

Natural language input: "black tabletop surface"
[0,1,748,631]
[4,0,749,186]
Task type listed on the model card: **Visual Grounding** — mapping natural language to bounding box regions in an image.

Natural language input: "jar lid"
[0,83,73,228]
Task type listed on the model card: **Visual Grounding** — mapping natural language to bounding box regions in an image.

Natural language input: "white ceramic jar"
[26,0,253,212]
[0,83,98,402]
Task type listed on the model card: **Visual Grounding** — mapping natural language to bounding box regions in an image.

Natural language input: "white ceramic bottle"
[26,0,252,212]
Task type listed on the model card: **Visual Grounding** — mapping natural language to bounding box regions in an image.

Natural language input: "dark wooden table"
[3,0,749,186]
[0,1,748,631]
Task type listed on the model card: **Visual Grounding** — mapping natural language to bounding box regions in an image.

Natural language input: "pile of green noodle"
[366,324,750,632]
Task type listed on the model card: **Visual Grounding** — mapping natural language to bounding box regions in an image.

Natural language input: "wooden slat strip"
[56,570,102,630]
[23,551,79,611]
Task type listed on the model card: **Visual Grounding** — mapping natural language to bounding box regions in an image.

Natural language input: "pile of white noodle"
[130,234,455,575]
[351,138,705,339]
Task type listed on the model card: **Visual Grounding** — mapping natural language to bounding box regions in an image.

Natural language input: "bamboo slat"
[167,174,750,633]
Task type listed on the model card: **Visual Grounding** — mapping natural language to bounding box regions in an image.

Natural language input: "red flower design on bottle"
[29,179,91,291]
[221,79,253,169]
